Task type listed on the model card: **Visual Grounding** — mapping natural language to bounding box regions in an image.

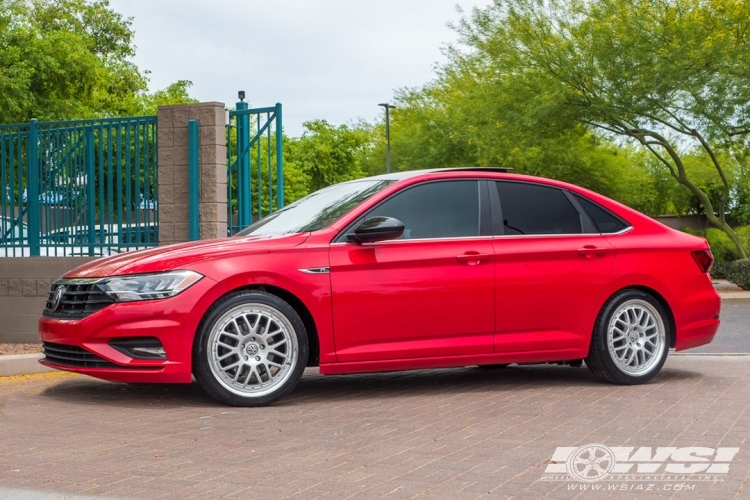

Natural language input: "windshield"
[236,180,394,236]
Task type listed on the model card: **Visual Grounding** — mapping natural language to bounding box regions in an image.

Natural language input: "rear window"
[573,194,630,233]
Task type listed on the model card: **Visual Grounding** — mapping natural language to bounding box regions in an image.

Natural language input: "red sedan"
[39,169,720,406]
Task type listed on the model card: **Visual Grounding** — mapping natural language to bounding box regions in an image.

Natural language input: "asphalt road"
[681,299,750,354]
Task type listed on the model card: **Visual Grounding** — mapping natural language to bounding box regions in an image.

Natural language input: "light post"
[378,103,396,174]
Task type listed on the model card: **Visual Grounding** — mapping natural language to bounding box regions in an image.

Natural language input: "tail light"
[691,249,714,273]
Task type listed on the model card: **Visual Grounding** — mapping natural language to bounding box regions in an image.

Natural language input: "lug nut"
[241,344,245,349]
[244,356,248,360]
[260,345,265,350]
[255,356,261,361]
[250,337,255,341]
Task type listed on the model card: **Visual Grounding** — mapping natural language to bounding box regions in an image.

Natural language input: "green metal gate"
[0,116,158,257]
[226,102,283,235]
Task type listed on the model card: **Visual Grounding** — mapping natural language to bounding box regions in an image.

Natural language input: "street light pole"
[378,103,396,174]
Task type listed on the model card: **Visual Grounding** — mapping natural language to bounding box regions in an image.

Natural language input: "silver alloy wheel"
[207,303,298,398]
[607,299,666,376]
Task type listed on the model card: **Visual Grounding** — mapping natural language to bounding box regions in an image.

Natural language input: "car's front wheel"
[193,290,308,406]
[586,289,669,385]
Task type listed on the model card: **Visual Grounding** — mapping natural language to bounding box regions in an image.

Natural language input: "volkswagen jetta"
[39,169,720,406]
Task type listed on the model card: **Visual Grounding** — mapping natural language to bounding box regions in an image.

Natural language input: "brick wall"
[157,102,227,244]
[0,257,96,343]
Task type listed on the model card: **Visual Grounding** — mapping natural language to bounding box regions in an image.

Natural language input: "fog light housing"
[109,338,167,360]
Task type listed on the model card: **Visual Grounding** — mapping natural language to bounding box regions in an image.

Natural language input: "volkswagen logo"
[51,286,66,311]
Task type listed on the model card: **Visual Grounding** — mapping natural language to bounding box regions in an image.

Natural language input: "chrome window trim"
[330,235,495,246]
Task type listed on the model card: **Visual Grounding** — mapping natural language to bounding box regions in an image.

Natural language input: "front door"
[330,180,495,362]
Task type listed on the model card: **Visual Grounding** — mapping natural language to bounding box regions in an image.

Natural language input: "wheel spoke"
[266,359,284,368]
[217,350,235,361]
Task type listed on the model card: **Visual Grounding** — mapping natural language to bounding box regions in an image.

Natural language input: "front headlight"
[99,270,203,302]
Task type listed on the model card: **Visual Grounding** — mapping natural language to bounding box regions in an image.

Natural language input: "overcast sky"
[107,0,491,136]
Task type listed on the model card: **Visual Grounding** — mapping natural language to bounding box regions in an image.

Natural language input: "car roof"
[365,167,514,182]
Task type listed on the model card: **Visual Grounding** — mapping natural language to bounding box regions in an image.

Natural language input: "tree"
[285,120,371,195]
[360,45,666,211]
[453,0,750,257]
[0,0,193,123]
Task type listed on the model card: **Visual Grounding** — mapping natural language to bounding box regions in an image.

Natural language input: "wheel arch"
[601,285,677,349]
[194,282,321,367]
[240,284,320,367]
[625,285,677,348]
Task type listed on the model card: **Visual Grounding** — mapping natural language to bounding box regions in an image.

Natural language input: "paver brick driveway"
[1,356,749,499]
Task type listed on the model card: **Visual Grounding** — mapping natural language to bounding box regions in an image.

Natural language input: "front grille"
[42,341,118,369]
[42,282,114,319]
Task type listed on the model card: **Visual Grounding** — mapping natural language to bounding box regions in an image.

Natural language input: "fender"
[185,269,335,367]
[573,273,677,352]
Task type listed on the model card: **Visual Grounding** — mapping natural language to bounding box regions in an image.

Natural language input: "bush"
[736,226,750,253]
[710,261,727,280]
[722,259,750,290]
[705,228,738,262]
[680,227,705,237]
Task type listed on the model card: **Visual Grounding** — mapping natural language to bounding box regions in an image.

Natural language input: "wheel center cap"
[629,332,639,343]
[246,344,259,356]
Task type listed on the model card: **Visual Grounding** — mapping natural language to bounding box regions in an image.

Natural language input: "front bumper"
[38,276,217,383]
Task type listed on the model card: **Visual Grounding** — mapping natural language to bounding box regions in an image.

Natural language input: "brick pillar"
[157,102,227,245]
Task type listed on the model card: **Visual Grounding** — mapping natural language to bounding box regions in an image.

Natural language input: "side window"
[495,181,582,235]
[367,180,480,239]
[573,194,630,233]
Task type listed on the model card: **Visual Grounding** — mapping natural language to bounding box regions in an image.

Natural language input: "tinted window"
[367,181,480,239]
[495,182,582,235]
[574,194,630,233]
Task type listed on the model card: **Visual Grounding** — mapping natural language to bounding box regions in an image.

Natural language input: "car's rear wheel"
[193,290,308,406]
[586,289,669,385]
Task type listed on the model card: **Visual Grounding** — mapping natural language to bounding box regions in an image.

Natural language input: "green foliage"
[0,0,194,123]
[721,259,750,290]
[285,120,371,198]
[138,80,198,115]
[705,225,750,262]
[706,228,738,263]
[431,0,750,257]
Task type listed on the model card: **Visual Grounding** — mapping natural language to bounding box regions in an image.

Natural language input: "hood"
[66,233,311,278]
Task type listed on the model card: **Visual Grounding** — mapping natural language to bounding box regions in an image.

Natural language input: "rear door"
[491,181,616,352]
[329,179,496,362]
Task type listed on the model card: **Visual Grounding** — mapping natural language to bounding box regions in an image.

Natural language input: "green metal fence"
[0,116,158,257]
[226,102,283,235]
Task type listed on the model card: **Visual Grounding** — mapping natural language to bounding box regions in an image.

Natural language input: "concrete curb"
[0,353,52,377]
[718,291,750,299]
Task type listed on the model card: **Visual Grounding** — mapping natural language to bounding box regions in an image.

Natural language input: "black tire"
[586,289,670,385]
[193,290,308,407]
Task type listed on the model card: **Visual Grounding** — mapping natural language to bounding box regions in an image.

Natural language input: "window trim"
[333,179,491,244]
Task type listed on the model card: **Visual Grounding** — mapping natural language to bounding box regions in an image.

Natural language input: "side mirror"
[347,216,405,244]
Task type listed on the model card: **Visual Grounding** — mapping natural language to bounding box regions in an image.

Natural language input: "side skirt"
[318,348,589,375]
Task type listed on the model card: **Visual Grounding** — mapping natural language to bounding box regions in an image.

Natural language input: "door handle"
[457,252,492,265]
[577,245,614,259]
